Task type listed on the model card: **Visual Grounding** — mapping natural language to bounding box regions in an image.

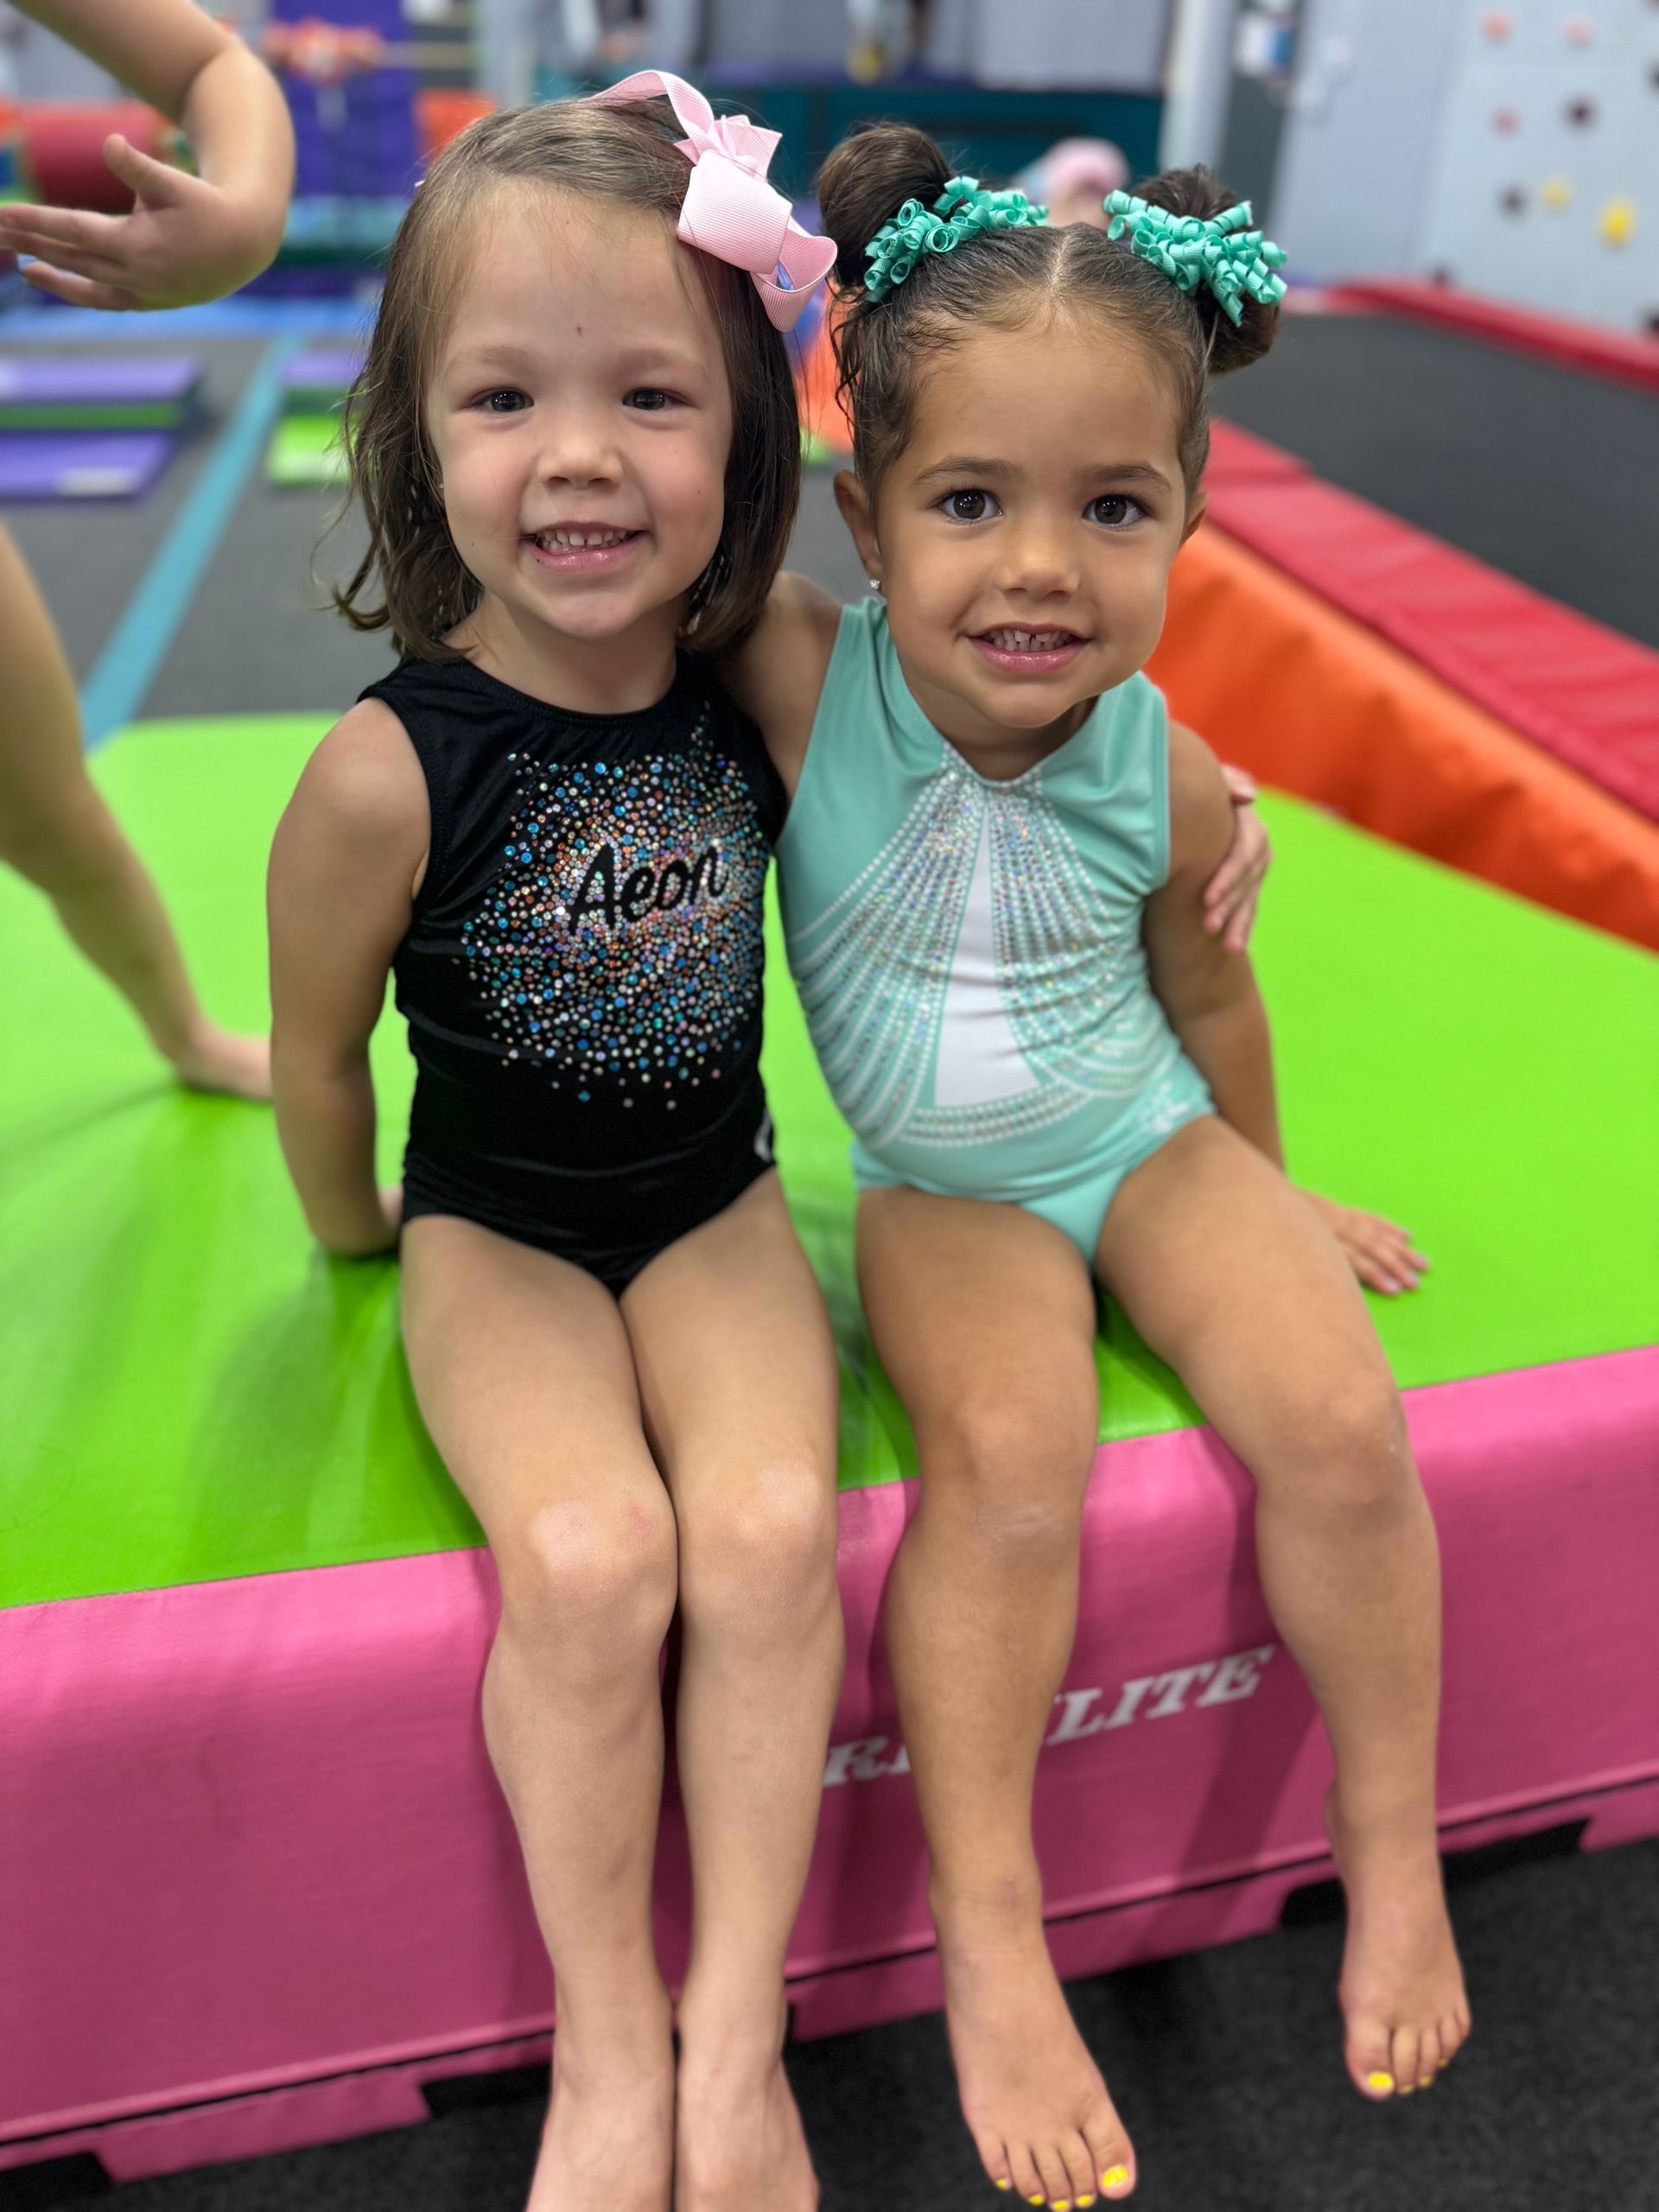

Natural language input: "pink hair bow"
[590,70,835,331]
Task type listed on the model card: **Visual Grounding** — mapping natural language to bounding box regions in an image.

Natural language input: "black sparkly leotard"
[361,652,785,1294]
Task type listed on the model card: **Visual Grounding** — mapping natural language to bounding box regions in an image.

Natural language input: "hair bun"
[1128,164,1281,375]
[816,122,955,294]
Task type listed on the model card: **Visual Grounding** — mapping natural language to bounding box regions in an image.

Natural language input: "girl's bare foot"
[1326,1784,1471,2101]
[675,2001,818,2212]
[526,2016,677,2212]
[167,1020,272,1101]
[937,1883,1135,2206]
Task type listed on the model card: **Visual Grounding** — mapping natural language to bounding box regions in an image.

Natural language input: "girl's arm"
[1145,724,1283,1164]
[719,572,842,800]
[1146,724,1427,1294]
[268,703,428,1258]
[0,0,295,310]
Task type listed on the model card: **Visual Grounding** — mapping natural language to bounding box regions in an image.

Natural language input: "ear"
[833,469,882,582]
[1179,491,1207,546]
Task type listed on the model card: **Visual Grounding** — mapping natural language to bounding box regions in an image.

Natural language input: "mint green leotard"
[776,598,1215,1264]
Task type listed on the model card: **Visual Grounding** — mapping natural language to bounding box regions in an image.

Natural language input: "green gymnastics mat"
[265,414,347,488]
[2,717,1655,1610]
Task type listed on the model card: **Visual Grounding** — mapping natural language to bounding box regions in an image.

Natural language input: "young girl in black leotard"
[268,85,843,2212]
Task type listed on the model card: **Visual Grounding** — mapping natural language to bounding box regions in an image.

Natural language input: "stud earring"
[868,575,883,594]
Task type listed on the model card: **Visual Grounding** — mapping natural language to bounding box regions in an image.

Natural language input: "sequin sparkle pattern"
[459,716,768,1109]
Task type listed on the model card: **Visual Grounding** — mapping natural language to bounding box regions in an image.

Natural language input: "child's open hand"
[0,136,282,310]
[1202,765,1270,953]
[1300,1192,1429,1297]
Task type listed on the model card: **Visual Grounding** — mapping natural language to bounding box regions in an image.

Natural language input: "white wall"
[1268,0,1463,279]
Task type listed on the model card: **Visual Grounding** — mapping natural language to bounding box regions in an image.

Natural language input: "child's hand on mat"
[1202,766,1270,953]
[0,138,280,311]
[1302,1192,1428,1297]
[325,1186,403,1260]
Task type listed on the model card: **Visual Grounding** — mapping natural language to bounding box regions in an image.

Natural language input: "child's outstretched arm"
[1146,724,1427,1296]
[0,0,295,309]
[268,703,428,1258]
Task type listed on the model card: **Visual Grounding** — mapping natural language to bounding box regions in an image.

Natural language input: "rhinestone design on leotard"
[460,720,768,1107]
[790,746,1166,1152]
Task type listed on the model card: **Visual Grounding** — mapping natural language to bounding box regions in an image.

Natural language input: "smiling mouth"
[528,526,641,550]
[974,626,1084,652]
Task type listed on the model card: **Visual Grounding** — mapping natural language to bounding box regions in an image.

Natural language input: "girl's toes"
[1083,2109,1135,2196]
[1058,2131,1097,2207]
[1347,2018,1397,2099]
[1007,2144,1046,2205]
[1390,2027,1422,2098]
[1032,2144,1073,2207]
[977,2128,1015,2193]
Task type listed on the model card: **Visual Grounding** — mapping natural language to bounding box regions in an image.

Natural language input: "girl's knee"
[677,1461,838,1634]
[499,1486,679,1656]
[920,1393,1096,1563]
[1268,1364,1414,1516]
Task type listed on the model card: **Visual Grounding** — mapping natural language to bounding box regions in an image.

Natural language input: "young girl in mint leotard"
[722,128,1469,2209]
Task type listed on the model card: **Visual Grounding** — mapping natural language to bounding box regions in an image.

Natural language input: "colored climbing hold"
[1566,97,1597,124]
[1598,197,1637,245]
[1541,175,1573,210]
[1563,13,1593,41]
[1480,9,1512,37]
[1500,185,1528,214]
[1493,105,1520,132]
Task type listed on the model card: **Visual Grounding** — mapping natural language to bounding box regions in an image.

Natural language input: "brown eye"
[481,389,529,413]
[944,489,994,522]
[1088,493,1142,527]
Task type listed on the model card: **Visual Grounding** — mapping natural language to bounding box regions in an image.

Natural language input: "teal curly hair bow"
[863,175,1048,301]
[1103,191,1287,324]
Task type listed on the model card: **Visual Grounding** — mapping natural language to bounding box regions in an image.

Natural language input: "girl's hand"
[1301,1191,1429,1296]
[1201,765,1271,953]
[327,1185,403,1261]
[0,136,280,310]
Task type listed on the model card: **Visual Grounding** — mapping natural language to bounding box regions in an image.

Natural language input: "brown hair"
[334,99,801,660]
[815,122,1279,501]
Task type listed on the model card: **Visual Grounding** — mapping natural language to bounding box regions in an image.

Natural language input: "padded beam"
[1200,471,1659,823]
[1149,527,1659,949]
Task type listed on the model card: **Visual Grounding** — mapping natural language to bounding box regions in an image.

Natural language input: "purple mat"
[0,431,178,500]
[282,346,365,394]
[0,356,200,405]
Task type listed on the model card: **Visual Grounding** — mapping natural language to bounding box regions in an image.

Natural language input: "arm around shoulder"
[719,572,842,801]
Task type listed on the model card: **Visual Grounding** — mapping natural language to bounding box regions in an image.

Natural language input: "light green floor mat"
[265,413,346,487]
[2,716,1655,1608]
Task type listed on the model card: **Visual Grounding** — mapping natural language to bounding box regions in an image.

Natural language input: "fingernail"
[1102,2171,1131,2191]
[1367,2071,1395,2092]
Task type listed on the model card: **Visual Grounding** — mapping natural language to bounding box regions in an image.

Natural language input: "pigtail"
[1126,164,1281,377]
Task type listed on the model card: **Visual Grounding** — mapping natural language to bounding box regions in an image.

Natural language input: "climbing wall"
[1414,3,1659,331]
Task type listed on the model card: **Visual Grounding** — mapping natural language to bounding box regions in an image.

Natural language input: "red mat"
[1202,430,1659,825]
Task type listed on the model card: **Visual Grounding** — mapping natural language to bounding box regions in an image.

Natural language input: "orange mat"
[1148,526,1659,951]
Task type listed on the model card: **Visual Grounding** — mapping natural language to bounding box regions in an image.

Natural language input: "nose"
[534,403,622,489]
[994,514,1079,601]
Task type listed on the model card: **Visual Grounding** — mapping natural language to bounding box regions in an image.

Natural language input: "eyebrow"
[914,454,1175,493]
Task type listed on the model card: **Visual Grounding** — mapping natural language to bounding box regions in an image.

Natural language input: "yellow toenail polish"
[1398,2085,1414,2097]
[1079,2199,1097,2208]
[1028,2196,1046,2205]
[1367,2071,1395,2093]
[1055,2201,1071,2209]
[1102,2171,1130,2191]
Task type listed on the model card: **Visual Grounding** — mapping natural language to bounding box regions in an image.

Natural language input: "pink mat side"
[3,1348,1656,2172]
